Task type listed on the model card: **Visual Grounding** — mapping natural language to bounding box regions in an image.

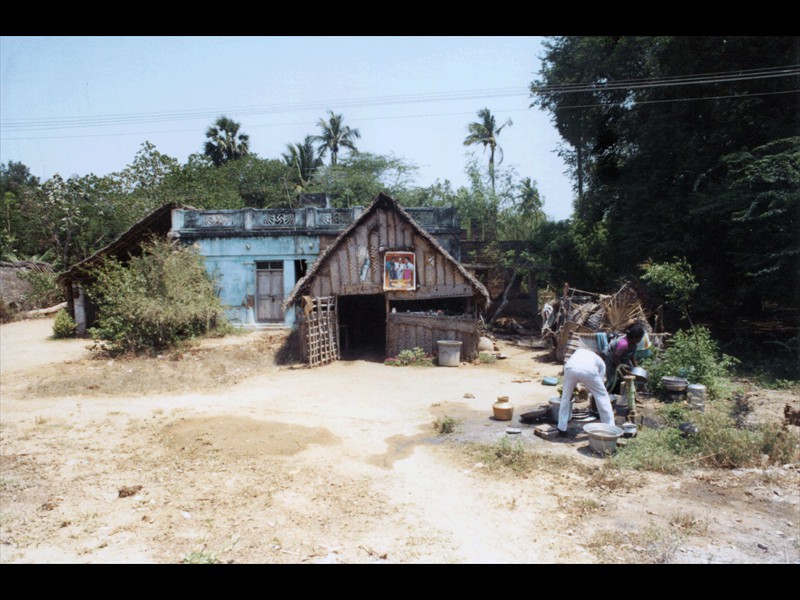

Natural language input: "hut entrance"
[337,294,386,360]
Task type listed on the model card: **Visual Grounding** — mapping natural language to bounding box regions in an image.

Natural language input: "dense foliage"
[642,326,738,400]
[86,240,226,354]
[531,36,800,317]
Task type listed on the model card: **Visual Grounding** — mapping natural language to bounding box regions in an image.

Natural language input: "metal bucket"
[437,340,462,367]
[548,397,562,422]
[687,384,706,411]
[583,423,624,455]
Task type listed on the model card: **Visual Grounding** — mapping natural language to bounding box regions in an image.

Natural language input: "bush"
[613,402,800,473]
[86,239,226,354]
[384,347,434,366]
[643,326,737,400]
[52,308,76,338]
[17,269,62,310]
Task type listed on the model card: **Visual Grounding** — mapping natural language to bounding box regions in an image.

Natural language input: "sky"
[0,36,575,220]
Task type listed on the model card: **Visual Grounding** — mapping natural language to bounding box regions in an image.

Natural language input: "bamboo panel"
[402,222,413,247]
[435,256,445,286]
[341,284,382,295]
[329,255,341,292]
[385,316,479,361]
[378,210,388,247]
[345,239,358,285]
[318,274,331,297]
[423,248,435,287]
[442,260,452,286]
[386,210,396,247]
[355,221,368,264]
[306,296,339,367]
[395,218,407,249]
[368,228,380,284]
[336,246,347,292]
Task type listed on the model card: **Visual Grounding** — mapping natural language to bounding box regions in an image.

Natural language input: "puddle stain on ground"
[368,401,494,469]
[161,416,340,458]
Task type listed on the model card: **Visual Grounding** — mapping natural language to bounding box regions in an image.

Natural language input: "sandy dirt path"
[0,317,91,375]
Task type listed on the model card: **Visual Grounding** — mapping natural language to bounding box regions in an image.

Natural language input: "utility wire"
[531,64,800,94]
[4,65,798,132]
[551,88,800,110]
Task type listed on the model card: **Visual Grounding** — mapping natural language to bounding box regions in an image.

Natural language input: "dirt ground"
[1,317,798,564]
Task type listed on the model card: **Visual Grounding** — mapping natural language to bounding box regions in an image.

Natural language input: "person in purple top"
[602,324,645,392]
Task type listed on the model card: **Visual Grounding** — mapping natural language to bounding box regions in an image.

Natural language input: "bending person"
[558,348,615,437]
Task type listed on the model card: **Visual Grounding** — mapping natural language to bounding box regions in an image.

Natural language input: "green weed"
[182,550,219,564]
[433,415,459,435]
[479,352,497,364]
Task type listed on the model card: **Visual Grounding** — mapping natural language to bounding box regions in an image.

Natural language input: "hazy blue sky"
[0,36,575,220]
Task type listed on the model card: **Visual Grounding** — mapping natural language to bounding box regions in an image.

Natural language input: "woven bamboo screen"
[305,296,339,367]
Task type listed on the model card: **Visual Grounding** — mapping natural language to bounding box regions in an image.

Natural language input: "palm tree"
[204,116,250,167]
[463,108,512,192]
[282,136,324,188]
[518,177,544,219]
[312,111,361,166]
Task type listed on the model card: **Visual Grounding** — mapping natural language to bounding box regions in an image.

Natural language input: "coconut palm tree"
[463,108,512,192]
[312,111,361,166]
[204,116,250,167]
[282,136,324,188]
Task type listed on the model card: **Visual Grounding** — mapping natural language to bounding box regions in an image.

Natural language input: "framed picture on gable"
[383,251,416,291]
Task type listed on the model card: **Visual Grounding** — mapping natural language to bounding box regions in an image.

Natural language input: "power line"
[531,64,800,94]
[0,88,527,132]
[1,107,531,142]
[4,64,797,133]
[550,88,800,110]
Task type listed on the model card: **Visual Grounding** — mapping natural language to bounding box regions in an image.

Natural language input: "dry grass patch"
[18,331,291,399]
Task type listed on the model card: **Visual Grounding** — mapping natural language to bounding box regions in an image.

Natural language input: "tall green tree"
[283,136,324,190]
[204,116,250,167]
[313,111,361,166]
[531,36,800,315]
[307,153,418,207]
[1,161,41,260]
[463,108,513,193]
[34,173,122,268]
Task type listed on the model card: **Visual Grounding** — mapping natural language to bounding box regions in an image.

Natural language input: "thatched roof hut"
[283,193,490,366]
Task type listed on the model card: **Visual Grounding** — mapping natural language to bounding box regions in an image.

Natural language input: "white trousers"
[558,367,615,431]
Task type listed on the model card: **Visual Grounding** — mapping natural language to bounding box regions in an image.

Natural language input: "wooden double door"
[256,262,284,322]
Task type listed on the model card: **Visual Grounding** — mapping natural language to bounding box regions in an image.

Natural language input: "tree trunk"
[528,270,540,327]
[489,270,518,325]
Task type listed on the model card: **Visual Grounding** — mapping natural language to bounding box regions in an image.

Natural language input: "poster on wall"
[383,251,416,291]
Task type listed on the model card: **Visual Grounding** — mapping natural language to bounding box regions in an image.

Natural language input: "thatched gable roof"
[58,202,188,284]
[283,193,489,309]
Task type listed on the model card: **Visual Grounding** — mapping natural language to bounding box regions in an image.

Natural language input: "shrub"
[643,326,737,400]
[17,269,62,310]
[434,415,459,434]
[384,347,434,366]
[86,239,226,354]
[52,308,76,338]
[613,402,800,473]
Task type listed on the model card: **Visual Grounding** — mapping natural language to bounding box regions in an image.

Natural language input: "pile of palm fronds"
[601,283,647,332]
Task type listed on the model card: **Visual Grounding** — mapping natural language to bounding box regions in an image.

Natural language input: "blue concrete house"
[170,201,463,328]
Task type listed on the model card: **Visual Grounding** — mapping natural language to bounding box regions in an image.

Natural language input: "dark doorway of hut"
[337,294,386,362]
